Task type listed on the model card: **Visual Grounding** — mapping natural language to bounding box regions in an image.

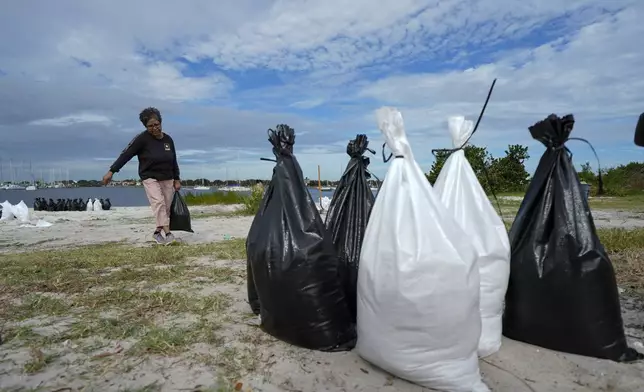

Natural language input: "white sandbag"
[433,116,511,358]
[12,200,31,222]
[93,198,103,211]
[357,107,488,391]
[86,198,93,211]
[0,200,15,221]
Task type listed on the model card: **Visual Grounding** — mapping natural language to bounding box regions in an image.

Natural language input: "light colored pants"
[143,178,174,228]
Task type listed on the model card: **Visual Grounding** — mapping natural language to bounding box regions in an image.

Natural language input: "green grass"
[184,191,246,206]
[589,194,644,211]
[597,227,644,252]
[0,239,245,307]
[184,184,265,216]
[492,193,644,212]
[0,239,253,383]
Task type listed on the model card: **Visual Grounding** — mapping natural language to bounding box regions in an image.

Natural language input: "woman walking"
[102,107,181,244]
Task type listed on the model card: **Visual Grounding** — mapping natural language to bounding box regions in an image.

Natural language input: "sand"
[0,205,643,391]
[0,205,254,252]
[1,204,643,253]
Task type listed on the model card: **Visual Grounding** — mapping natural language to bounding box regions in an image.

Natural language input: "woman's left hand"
[173,180,181,191]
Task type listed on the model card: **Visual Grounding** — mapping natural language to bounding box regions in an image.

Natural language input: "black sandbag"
[325,134,376,322]
[169,191,194,233]
[246,124,356,351]
[503,114,643,362]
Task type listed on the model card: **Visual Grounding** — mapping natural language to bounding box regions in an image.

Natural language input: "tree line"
[67,145,643,196]
[426,144,644,196]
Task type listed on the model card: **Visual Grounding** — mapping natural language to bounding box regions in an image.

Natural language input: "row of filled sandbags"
[33,197,112,211]
[244,109,642,391]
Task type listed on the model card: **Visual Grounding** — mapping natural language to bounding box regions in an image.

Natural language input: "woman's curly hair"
[139,107,162,126]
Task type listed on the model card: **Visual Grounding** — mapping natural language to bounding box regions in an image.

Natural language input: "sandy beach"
[0,204,643,391]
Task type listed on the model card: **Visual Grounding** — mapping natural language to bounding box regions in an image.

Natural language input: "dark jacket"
[110,131,180,181]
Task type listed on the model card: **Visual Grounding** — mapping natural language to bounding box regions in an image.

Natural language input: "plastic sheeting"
[503,114,644,362]
[433,116,511,358]
[325,134,376,321]
[0,200,15,220]
[12,201,30,222]
[0,200,30,223]
[357,108,488,391]
[246,124,356,352]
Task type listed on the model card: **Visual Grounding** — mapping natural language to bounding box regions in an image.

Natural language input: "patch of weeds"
[611,250,644,295]
[45,291,231,346]
[216,346,260,382]
[0,239,247,297]
[130,327,195,355]
[73,289,233,315]
[597,228,644,252]
[104,265,192,287]
[207,266,244,284]
[55,316,151,343]
[590,195,644,211]
[239,184,264,216]
[130,317,224,355]
[23,347,57,374]
[192,211,240,219]
[184,191,246,206]
[0,325,41,344]
[237,327,275,346]
[121,383,161,392]
[7,294,70,321]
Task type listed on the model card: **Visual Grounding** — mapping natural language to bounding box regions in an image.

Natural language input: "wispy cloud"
[0,0,641,180]
[29,113,112,127]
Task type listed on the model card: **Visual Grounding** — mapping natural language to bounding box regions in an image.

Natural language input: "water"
[0,187,340,207]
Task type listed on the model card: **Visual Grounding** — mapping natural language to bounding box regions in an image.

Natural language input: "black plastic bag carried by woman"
[169,191,194,233]
[325,134,376,321]
[246,124,356,352]
[503,114,642,362]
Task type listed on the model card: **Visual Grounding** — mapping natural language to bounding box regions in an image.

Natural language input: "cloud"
[0,0,642,183]
[29,113,112,127]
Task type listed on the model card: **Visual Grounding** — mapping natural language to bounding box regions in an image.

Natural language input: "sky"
[0,0,642,182]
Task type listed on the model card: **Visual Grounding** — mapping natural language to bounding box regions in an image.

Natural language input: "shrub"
[241,183,265,215]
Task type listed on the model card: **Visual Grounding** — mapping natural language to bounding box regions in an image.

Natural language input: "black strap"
[382,142,404,163]
[382,142,392,163]
[431,78,497,156]
[564,137,605,195]
[260,157,277,162]
[426,79,505,221]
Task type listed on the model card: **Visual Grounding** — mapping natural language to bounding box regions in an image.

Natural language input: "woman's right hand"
[102,171,113,185]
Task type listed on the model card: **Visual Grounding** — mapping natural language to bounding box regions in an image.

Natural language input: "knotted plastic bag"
[357,107,488,391]
[503,113,643,362]
[246,124,356,351]
[169,191,194,233]
[325,134,376,322]
[433,116,510,357]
